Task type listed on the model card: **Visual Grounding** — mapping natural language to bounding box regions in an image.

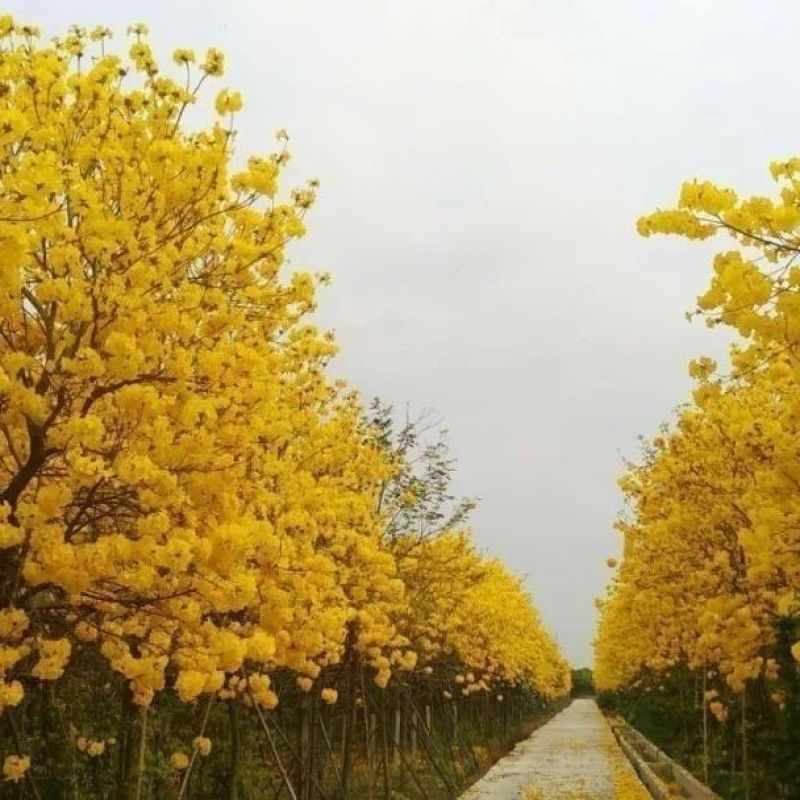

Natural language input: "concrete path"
[460,699,651,800]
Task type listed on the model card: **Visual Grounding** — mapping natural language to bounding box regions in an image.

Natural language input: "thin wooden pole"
[178,697,214,800]
[403,692,457,796]
[318,711,345,794]
[251,697,299,800]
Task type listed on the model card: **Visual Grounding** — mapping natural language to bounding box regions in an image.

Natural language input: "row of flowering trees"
[595,153,800,797]
[0,18,569,800]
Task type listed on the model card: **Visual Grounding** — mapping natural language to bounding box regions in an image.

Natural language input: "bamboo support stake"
[250,694,299,800]
[177,697,214,800]
[318,712,345,794]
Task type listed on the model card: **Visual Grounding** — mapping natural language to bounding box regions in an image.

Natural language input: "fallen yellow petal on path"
[461,699,650,800]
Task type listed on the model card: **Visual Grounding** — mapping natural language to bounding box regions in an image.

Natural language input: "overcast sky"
[13,0,799,666]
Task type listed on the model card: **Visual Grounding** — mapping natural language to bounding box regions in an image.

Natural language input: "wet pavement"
[459,699,650,800]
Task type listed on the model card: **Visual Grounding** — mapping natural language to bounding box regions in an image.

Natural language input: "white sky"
[12,0,799,666]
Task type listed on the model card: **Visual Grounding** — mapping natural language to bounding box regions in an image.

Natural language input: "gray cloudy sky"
[12,0,799,666]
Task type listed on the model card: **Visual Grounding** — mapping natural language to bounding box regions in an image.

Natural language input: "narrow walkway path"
[461,699,651,799]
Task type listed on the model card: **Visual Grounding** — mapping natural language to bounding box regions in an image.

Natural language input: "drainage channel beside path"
[459,698,652,800]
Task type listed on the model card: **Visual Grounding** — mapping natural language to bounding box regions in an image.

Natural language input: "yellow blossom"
[320,687,338,704]
[215,89,243,115]
[193,736,212,756]
[170,752,189,770]
[2,754,30,782]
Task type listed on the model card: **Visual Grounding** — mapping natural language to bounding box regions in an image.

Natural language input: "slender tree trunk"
[340,623,358,799]
[228,702,240,800]
[379,691,392,800]
[678,677,690,753]
[741,690,749,800]
[133,706,148,800]
[298,698,310,800]
[38,684,61,800]
[120,698,145,800]
[702,671,709,785]
[308,694,318,800]
[730,714,738,799]
[393,708,401,766]
[115,696,134,800]
[360,666,375,800]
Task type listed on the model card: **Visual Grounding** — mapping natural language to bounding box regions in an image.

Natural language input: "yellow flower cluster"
[31,638,71,681]
[320,687,338,704]
[193,736,212,757]
[0,679,23,711]
[170,751,190,771]
[76,737,106,757]
[2,754,30,782]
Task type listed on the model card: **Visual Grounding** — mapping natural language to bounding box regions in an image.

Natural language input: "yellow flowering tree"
[0,17,405,796]
[597,149,800,798]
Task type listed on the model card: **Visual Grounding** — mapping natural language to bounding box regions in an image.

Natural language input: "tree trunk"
[297,698,310,800]
[741,690,749,800]
[340,623,358,799]
[379,692,392,800]
[393,708,401,766]
[228,702,240,800]
[702,671,709,785]
[308,695,318,800]
[133,706,148,800]
[115,695,134,800]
